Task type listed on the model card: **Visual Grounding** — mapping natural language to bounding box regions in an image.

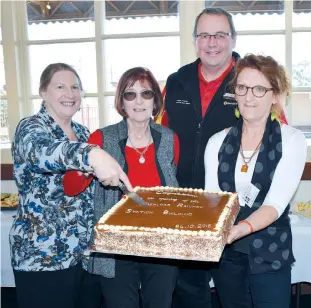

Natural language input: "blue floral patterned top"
[10,107,95,271]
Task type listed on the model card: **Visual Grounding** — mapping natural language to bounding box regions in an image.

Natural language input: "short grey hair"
[193,8,237,39]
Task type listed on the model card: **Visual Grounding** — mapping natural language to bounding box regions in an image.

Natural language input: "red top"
[63,129,180,196]
[198,57,234,116]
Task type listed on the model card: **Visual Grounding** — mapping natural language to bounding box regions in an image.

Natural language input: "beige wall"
[292,93,311,126]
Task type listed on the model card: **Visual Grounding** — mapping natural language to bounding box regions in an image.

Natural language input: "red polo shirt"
[199,57,235,116]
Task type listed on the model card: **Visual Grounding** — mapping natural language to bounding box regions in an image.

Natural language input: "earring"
[271,111,276,121]
[234,107,240,119]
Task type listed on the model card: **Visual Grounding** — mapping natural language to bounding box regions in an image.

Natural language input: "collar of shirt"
[198,57,235,86]
[198,57,235,116]
[39,106,88,142]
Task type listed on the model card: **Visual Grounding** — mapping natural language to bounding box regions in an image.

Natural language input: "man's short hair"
[193,8,237,39]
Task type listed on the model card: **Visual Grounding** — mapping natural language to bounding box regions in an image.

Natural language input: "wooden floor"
[2,286,311,308]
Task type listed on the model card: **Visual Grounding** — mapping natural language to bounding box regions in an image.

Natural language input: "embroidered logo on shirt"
[176,100,190,105]
[224,101,237,105]
[223,93,237,106]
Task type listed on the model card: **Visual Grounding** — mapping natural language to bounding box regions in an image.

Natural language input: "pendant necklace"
[240,138,262,173]
[128,133,152,164]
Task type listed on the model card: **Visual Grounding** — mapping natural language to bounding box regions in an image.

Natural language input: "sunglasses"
[123,90,155,101]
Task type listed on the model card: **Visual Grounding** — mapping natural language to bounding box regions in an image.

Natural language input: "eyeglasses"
[196,32,231,41]
[123,90,155,101]
[235,84,274,98]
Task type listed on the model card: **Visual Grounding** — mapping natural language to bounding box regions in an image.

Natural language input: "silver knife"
[118,181,149,206]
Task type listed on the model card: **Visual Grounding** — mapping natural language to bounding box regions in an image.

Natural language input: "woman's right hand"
[88,148,133,191]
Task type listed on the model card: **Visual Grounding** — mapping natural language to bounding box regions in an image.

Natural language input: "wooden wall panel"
[1,164,14,180]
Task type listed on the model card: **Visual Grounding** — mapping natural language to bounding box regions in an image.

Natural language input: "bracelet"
[238,220,254,233]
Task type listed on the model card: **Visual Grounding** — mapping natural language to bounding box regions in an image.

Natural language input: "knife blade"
[118,181,149,206]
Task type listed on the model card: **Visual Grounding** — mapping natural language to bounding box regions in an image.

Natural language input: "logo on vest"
[176,100,190,105]
[223,93,237,106]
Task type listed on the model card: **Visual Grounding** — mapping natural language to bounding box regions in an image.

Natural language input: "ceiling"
[27,1,311,23]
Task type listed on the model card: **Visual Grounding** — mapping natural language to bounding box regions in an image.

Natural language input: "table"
[289,213,311,308]
[1,210,16,287]
[1,211,311,288]
[290,213,311,284]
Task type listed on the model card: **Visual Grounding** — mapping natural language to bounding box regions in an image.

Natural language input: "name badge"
[242,183,260,208]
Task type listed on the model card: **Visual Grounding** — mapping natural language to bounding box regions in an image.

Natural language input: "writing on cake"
[163,210,192,216]
[125,209,153,214]
[175,223,212,229]
[155,191,198,198]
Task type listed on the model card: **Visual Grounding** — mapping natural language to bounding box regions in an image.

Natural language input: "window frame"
[1,0,310,153]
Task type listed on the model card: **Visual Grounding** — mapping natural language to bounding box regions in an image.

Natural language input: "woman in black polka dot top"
[204,54,307,308]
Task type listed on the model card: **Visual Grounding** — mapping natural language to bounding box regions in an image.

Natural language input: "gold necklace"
[128,134,152,164]
[240,138,262,173]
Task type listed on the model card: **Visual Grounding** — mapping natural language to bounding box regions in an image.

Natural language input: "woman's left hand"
[227,223,252,244]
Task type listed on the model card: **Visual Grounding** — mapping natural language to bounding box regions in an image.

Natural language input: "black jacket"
[165,52,240,189]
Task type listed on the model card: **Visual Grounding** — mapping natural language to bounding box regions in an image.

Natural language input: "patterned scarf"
[217,116,282,252]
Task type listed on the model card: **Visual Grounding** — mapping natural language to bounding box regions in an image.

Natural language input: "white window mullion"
[101,32,179,40]
[27,37,96,45]
[292,87,311,93]
[94,1,106,128]
[284,0,293,124]
[14,1,32,117]
[178,0,205,66]
[1,1,24,141]
[292,27,311,33]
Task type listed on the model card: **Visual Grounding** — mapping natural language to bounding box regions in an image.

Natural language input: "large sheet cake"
[93,186,239,261]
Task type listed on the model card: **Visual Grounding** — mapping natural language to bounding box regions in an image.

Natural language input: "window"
[104,16,179,35]
[27,1,98,131]
[104,36,180,91]
[0,27,9,143]
[29,43,97,94]
[27,2,95,40]
[233,12,284,31]
[103,97,122,126]
[292,24,311,136]
[0,100,9,143]
[235,35,285,64]
[102,1,180,119]
[20,1,180,134]
[205,0,311,137]
[1,0,311,147]
[292,33,311,87]
[33,98,99,133]
[0,44,6,95]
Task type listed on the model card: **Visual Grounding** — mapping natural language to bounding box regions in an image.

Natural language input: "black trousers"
[212,249,291,308]
[172,260,212,308]
[13,263,83,308]
[78,270,102,308]
[100,255,177,308]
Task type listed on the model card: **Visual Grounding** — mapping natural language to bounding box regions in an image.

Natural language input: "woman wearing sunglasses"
[204,54,307,308]
[63,67,179,308]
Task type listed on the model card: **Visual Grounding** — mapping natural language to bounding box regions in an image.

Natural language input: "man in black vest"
[156,8,240,308]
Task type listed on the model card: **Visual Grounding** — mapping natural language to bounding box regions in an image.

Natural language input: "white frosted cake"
[92,186,239,261]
